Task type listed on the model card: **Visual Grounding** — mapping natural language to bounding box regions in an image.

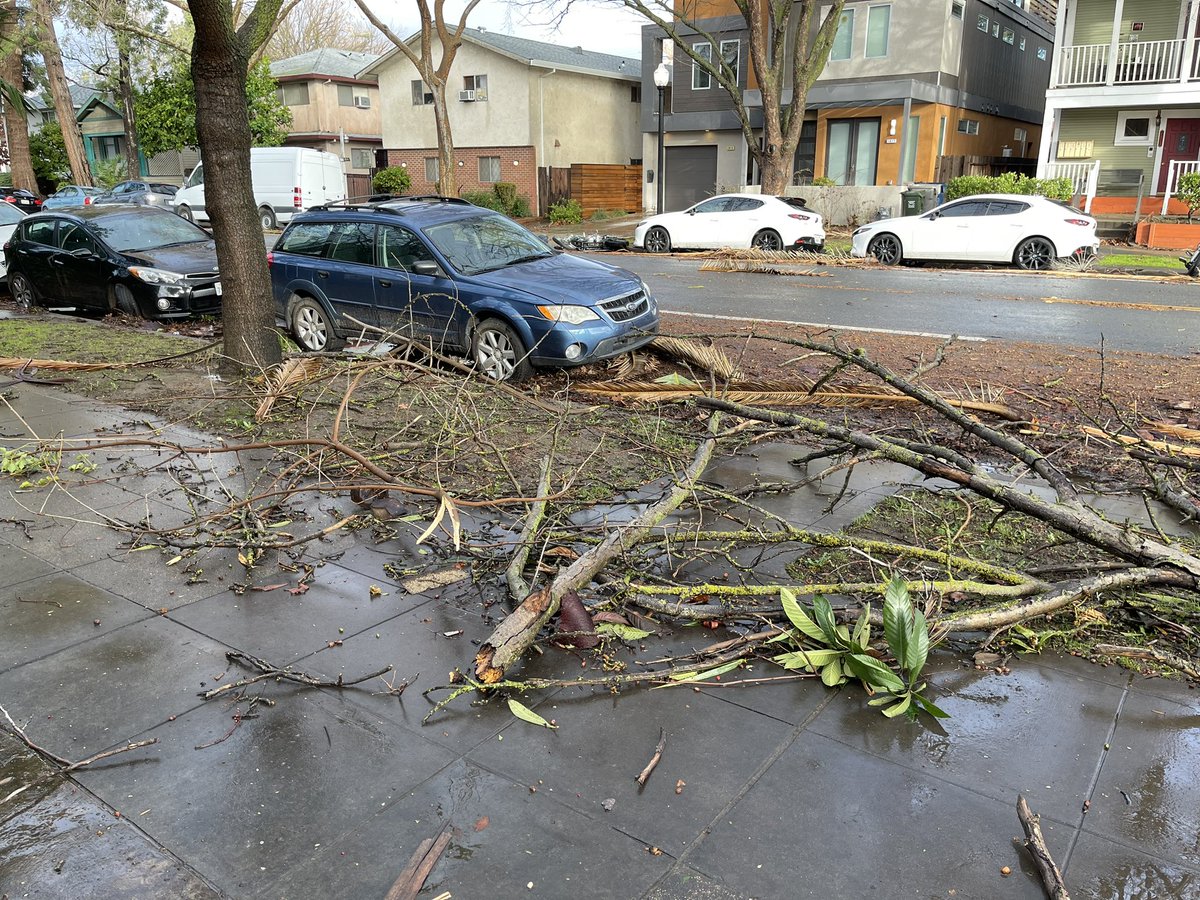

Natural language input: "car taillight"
[788,213,811,221]
[1065,218,1091,227]
[3,197,14,204]
[293,187,302,209]
[84,196,91,205]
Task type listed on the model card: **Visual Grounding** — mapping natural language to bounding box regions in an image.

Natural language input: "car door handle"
[378,280,392,288]
[316,270,329,278]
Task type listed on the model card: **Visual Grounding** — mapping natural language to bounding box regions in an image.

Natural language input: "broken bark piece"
[635,727,667,786]
[384,824,453,900]
[554,591,599,649]
[1016,794,1070,900]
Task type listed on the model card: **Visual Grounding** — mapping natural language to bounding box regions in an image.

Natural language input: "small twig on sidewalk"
[635,727,667,787]
[1017,794,1070,900]
[65,740,159,771]
[201,650,393,700]
[2,700,157,770]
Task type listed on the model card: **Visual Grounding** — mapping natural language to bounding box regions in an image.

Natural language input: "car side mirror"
[687,209,696,216]
[411,260,440,276]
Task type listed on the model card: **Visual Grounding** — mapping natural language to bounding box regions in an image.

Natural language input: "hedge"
[945,173,1074,202]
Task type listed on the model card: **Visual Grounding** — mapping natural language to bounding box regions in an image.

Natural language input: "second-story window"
[692,42,712,89]
[463,74,488,100]
[411,80,434,105]
[337,84,371,108]
[277,82,310,106]
[719,39,740,84]
[866,5,890,58]
[351,148,374,169]
[630,84,641,102]
[831,9,854,61]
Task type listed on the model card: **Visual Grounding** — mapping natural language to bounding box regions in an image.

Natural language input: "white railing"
[1058,43,1108,86]
[1046,160,1100,213]
[1114,38,1183,83]
[1161,159,1200,214]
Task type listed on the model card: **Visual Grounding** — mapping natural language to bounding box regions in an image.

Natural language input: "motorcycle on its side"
[1180,244,1200,276]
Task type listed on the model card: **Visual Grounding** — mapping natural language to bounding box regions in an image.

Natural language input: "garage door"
[665,146,717,212]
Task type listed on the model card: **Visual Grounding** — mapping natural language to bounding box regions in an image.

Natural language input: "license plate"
[214,281,222,296]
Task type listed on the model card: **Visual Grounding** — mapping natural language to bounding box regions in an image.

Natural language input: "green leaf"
[914,694,952,719]
[667,659,744,683]
[595,623,653,641]
[773,648,843,671]
[507,698,558,729]
[812,595,841,646]
[905,609,930,677]
[882,695,912,718]
[845,652,906,694]
[852,603,871,650]
[653,372,699,387]
[781,589,826,643]
[867,695,894,707]
[820,657,845,687]
[882,578,912,667]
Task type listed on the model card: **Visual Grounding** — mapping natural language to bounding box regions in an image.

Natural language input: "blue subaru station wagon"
[268,196,659,381]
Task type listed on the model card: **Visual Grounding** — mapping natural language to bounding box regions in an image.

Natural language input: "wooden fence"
[935,155,1037,181]
[539,164,642,216]
[537,166,571,216]
[346,173,372,201]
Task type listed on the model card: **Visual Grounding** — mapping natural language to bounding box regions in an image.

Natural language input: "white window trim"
[1115,110,1154,146]
[719,39,740,84]
[692,42,712,90]
[865,5,891,59]
[830,8,855,61]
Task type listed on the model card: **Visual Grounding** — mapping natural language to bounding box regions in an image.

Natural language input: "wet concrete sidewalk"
[1,382,1198,900]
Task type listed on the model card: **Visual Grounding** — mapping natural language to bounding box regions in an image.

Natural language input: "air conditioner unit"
[459,90,476,102]
[353,95,371,109]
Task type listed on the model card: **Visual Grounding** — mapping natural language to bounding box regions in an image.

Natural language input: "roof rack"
[308,194,474,213]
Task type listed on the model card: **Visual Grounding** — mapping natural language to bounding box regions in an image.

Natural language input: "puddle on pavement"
[1088,861,1198,899]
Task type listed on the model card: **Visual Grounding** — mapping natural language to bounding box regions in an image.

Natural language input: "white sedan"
[634,193,825,253]
[851,194,1098,270]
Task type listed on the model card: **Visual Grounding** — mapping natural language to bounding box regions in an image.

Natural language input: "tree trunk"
[432,84,455,196]
[189,0,282,373]
[116,15,140,181]
[32,0,92,186]
[0,1,36,191]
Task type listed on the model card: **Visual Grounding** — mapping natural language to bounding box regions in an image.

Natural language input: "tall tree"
[263,0,390,60]
[0,0,36,191]
[32,0,93,185]
[187,0,286,372]
[622,0,846,194]
[352,0,482,196]
[113,0,141,179]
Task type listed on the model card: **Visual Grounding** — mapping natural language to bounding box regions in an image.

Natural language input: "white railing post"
[1184,1,1200,83]
[1084,160,1100,213]
[1162,161,1174,215]
[1106,0,1125,86]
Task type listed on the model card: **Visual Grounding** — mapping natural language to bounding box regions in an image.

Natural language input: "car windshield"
[88,211,211,252]
[423,213,552,275]
[0,204,23,225]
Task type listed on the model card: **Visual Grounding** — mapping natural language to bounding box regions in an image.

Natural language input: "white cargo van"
[174,147,348,229]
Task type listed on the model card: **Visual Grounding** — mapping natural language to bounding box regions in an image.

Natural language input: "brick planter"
[1134,220,1200,250]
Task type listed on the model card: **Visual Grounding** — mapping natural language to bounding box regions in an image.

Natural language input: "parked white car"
[634,193,825,253]
[0,202,25,282]
[851,194,1099,270]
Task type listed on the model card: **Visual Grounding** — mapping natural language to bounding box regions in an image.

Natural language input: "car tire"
[259,207,278,230]
[751,229,783,252]
[471,318,532,382]
[112,284,141,318]
[177,205,194,223]
[290,296,344,352]
[10,272,38,311]
[643,226,671,254]
[867,233,904,266]
[1014,236,1056,271]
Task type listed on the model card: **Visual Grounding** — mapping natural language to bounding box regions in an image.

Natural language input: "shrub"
[589,208,628,221]
[91,157,126,189]
[946,173,1073,202]
[460,189,506,212]
[510,194,532,218]
[548,197,583,225]
[372,166,412,195]
[812,176,836,187]
[461,184,532,218]
[1176,172,1200,221]
[493,181,518,209]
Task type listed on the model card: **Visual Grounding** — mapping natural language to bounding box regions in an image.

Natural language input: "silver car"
[92,180,179,208]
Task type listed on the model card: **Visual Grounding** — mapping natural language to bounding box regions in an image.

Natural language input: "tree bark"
[188,0,283,373]
[0,0,36,191]
[32,0,93,186]
[116,8,141,182]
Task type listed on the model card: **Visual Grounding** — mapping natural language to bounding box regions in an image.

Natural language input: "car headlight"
[537,304,600,325]
[128,266,187,285]
[852,226,871,237]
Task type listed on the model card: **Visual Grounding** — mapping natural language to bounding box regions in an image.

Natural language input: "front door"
[825,118,880,186]
[1157,118,1200,193]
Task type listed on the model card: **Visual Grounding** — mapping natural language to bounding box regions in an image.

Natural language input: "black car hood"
[122,240,219,275]
[469,252,641,305]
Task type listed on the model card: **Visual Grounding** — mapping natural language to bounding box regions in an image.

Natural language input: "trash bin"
[901,188,926,216]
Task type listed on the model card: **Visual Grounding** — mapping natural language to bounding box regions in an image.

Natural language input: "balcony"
[1055,38,1200,87]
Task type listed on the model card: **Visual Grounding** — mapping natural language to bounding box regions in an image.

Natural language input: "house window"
[96,135,124,160]
[826,118,880,185]
[977,14,989,31]
[1115,111,1153,146]
[951,2,963,19]
[464,74,488,100]
[1002,28,1015,45]
[692,42,712,89]
[411,80,434,105]
[720,39,740,83]
[351,148,373,169]
[992,23,1000,38]
[277,82,310,106]
[630,84,641,102]
[424,157,439,183]
[866,5,890,58]
[957,118,980,135]
[831,9,854,60]
[478,156,500,182]
[338,84,371,107]
[1036,46,1048,60]
[1020,37,1026,50]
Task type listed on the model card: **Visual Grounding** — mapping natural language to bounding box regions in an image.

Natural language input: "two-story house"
[1036,0,1200,216]
[362,28,642,208]
[643,0,1057,211]
[270,48,383,177]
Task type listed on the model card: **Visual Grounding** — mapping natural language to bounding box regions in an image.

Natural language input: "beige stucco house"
[361,28,642,207]
[270,48,383,176]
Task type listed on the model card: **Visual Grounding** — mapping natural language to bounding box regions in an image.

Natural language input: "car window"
[278,222,333,257]
[87,210,210,251]
[150,184,177,195]
[984,200,1029,216]
[727,198,763,211]
[326,222,375,265]
[693,198,732,214]
[24,220,57,246]
[60,223,96,254]
[937,201,986,218]
[379,225,435,271]
[0,204,23,225]
[424,213,551,276]
[187,165,204,187]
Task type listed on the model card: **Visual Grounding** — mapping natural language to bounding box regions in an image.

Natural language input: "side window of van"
[278,222,333,257]
[188,165,204,187]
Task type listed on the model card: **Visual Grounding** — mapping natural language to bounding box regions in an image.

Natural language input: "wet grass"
[1096,253,1185,272]
[0,318,208,364]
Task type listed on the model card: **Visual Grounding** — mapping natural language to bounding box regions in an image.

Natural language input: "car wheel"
[112,284,141,318]
[290,296,344,352]
[10,272,37,311]
[259,207,277,230]
[1015,236,1056,270]
[643,226,671,254]
[867,233,903,266]
[177,205,194,223]
[471,318,532,382]
[751,229,783,252]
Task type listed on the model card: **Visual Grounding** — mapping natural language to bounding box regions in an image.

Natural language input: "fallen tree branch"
[506,455,554,600]
[1017,794,1071,900]
[201,651,392,699]
[1093,643,1200,680]
[1,701,157,770]
[636,728,667,786]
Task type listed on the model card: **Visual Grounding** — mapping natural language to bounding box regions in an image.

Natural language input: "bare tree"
[0,0,36,191]
[264,0,391,60]
[32,0,93,185]
[352,0,483,196]
[188,0,285,372]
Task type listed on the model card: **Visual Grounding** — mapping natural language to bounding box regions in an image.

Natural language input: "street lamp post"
[654,62,670,214]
